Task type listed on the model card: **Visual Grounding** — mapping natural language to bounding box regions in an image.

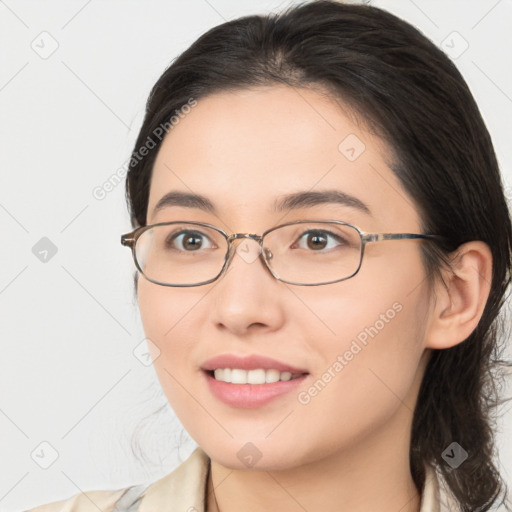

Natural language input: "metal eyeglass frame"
[120,219,444,287]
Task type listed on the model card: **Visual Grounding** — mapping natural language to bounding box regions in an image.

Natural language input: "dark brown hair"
[125,1,512,509]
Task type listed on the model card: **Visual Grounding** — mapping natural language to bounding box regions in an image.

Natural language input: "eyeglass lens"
[135,222,363,286]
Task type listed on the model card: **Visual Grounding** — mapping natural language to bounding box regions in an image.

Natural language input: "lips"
[201,353,309,374]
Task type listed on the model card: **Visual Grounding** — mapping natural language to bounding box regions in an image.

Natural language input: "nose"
[209,237,286,336]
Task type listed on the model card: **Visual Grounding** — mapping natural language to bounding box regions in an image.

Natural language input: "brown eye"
[167,231,213,251]
[295,230,346,251]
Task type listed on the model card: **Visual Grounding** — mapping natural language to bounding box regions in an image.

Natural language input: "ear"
[424,241,493,350]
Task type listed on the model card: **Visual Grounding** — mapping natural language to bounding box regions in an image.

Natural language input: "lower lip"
[203,370,308,409]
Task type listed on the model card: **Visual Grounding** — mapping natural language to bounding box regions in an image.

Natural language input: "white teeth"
[231,369,247,384]
[212,368,301,384]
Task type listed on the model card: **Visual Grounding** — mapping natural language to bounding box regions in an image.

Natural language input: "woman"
[26,1,511,511]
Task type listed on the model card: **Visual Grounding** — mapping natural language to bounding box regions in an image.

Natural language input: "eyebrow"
[152,190,371,217]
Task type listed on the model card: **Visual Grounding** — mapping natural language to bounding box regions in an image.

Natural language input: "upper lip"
[201,354,309,374]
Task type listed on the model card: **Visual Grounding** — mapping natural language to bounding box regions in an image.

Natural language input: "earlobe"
[424,241,493,350]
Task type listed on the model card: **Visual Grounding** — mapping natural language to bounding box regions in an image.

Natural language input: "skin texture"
[137,85,492,512]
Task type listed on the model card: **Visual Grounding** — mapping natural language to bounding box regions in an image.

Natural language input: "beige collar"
[139,447,443,512]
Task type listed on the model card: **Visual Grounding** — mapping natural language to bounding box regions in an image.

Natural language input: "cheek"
[137,280,202,374]
[293,282,425,397]
[285,292,427,464]
[289,252,425,357]
[289,253,428,418]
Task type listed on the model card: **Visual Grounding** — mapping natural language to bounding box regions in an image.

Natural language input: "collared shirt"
[25,447,455,512]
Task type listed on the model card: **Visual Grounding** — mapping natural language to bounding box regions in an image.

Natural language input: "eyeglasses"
[120,220,443,287]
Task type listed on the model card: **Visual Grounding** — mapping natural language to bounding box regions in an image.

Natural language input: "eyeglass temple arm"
[362,233,442,243]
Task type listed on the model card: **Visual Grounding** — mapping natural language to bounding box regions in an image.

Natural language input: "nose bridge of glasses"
[225,233,276,266]
[227,233,262,242]
[228,233,262,254]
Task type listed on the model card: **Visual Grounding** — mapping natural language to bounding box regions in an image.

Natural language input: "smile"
[203,370,309,408]
[212,368,305,384]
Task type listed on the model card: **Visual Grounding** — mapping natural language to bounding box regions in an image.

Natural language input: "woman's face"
[138,85,433,470]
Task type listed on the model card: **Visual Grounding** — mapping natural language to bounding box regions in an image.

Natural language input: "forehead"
[147,85,420,232]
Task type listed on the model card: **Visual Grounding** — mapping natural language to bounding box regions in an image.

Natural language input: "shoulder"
[23,487,128,512]
[23,447,210,512]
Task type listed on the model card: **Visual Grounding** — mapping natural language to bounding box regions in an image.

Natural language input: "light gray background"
[1,1,511,511]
